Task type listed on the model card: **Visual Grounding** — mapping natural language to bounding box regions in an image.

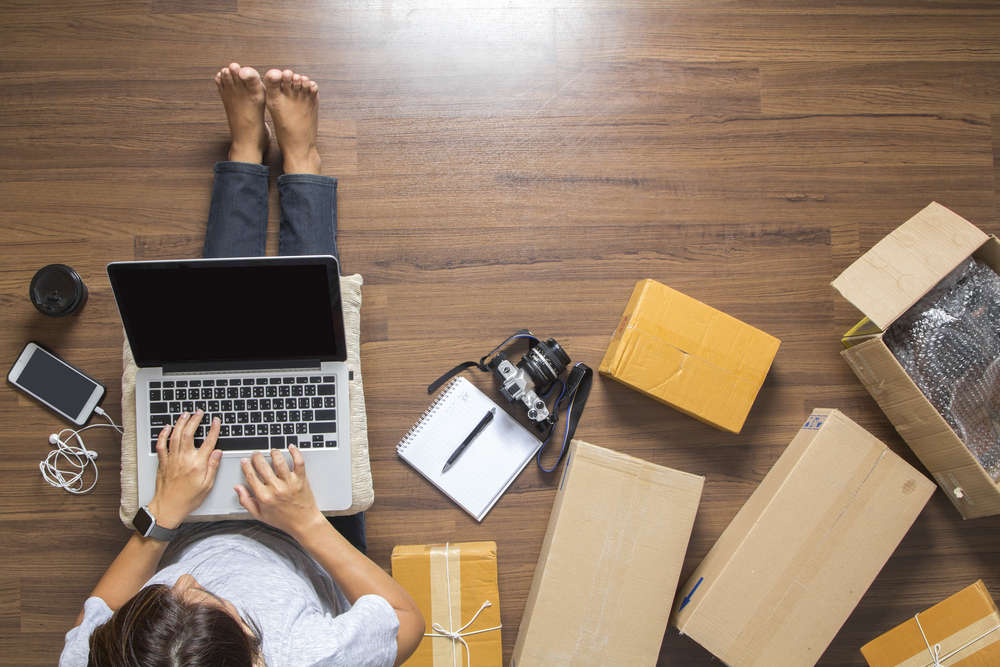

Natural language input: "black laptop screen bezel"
[107,256,348,370]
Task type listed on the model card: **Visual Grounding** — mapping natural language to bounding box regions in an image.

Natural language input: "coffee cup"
[30,264,89,317]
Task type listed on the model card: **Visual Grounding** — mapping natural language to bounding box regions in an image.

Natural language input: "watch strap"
[135,506,179,542]
[147,522,178,542]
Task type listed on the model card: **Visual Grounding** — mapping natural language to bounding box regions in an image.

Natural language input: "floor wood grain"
[2,2,999,665]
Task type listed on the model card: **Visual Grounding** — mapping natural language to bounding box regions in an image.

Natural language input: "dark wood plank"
[1,1,999,666]
[150,0,236,14]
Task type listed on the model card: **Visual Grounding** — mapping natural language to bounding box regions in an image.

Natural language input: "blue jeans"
[203,161,365,554]
[203,162,341,268]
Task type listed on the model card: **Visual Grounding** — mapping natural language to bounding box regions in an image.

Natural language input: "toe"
[282,70,294,87]
[264,69,283,96]
[239,66,262,91]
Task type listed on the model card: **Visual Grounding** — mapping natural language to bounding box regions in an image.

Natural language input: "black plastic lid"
[30,264,88,317]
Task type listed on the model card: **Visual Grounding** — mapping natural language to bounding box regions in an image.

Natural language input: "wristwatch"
[133,506,179,542]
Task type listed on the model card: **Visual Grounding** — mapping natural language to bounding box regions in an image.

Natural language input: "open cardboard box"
[832,202,1000,519]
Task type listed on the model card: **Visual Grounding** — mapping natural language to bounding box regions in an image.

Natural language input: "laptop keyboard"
[147,375,338,453]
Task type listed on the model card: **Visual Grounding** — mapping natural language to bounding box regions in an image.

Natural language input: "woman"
[59,63,424,667]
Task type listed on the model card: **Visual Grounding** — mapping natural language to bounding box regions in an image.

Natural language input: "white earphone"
[49,432,99,459]
[41,406,122,494]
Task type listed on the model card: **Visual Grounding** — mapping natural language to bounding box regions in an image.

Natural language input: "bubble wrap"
[884,258,1000,480]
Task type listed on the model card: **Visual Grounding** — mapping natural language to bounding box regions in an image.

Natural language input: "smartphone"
[7,342,106,426]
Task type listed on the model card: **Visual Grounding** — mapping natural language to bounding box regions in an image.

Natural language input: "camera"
[489,338,570,429]
[429,330,585,440]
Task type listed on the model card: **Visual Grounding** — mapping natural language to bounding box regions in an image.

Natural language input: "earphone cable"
[40,409,123,494]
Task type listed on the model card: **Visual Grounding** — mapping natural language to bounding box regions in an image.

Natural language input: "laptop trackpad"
[204,452,292,514]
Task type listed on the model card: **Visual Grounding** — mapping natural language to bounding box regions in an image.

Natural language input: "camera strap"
[427,361,480,395]
[537,362,592,473]
[427,329,539,395]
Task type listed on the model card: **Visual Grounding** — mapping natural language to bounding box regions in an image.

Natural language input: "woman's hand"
[235,445,325,538]
[147,410,223,529]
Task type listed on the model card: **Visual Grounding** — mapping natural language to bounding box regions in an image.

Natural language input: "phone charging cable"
[42,406,123,494]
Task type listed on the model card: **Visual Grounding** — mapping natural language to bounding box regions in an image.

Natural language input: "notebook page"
[398,377,542,520]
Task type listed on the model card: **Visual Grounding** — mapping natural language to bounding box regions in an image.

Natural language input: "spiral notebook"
[398,376,543,521]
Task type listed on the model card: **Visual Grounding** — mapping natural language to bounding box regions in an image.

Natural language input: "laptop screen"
[107,256,347,369]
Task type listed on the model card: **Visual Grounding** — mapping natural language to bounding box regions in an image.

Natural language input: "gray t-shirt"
[59,522,399,667]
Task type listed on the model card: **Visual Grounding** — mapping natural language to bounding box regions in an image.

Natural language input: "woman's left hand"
[147,410,223,528]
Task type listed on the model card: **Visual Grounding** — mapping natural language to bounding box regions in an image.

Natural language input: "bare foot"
[264,69,321,175]
[214,63,270,163]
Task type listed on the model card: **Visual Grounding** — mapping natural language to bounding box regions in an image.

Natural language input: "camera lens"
[520,338,570,390]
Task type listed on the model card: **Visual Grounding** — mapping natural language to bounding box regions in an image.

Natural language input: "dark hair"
[87,584,264,667]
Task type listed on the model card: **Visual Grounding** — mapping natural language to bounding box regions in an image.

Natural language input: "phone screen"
[16,347,101,418]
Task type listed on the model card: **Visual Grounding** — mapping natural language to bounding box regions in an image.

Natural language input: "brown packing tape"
[391,542,503,667]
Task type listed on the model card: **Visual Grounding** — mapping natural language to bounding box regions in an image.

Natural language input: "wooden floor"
[2,1,1000,665]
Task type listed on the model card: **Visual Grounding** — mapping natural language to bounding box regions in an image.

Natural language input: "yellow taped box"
[511,439,705,667]
[599,279,781,434]
[671,409,935,667]
[861,580,1000,667]
[391,542,502,667]
[832,202,1000,519]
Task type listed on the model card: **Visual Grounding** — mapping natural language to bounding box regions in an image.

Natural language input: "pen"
[442,407,496,473]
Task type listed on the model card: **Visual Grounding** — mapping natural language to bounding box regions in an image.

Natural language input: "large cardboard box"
[599,279,781,433]
[510,439,704,667]
[391,541,502,667]
[832,202,1000,519]
[671,409,935,667]
[861,580,1000,667]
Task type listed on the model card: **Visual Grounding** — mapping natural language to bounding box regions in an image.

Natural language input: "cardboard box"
[832,202,1000,519]
[511,439,704,667]
[599,279,781,434]
[861,580,1000,667]
[671,409,935,667]
[391,542,502,667]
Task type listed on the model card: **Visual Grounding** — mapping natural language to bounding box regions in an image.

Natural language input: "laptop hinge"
[162,359,323,375]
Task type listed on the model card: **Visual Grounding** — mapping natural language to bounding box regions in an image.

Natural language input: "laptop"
[107,256,352,515]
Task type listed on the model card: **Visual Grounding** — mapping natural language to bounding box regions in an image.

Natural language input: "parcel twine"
[423,543,502,667]
[914,611,1000,667]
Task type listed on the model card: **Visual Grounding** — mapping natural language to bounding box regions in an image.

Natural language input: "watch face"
[133,507,154,535]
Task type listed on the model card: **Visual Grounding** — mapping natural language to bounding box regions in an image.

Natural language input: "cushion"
[118,273,373,527]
